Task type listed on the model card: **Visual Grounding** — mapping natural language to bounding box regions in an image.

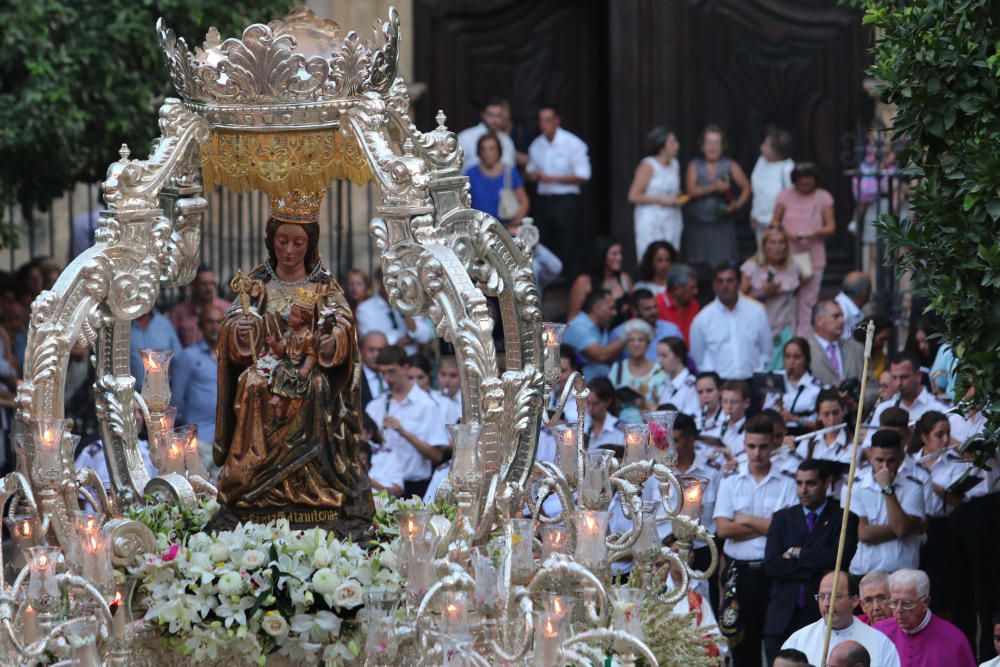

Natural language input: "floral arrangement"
[648,421,670,452]
[124,497,417,666]
[640,594,724,667]
[371,490,455,542]
[318,305,338,335]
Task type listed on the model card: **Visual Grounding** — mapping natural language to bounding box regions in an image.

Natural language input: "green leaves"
[0,0,292,248]
[854,0,1000,460]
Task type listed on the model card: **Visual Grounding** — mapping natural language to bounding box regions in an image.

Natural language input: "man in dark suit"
[763,458,859,665]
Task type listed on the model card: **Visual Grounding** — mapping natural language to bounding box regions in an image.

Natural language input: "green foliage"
[0,0,292,248]
[849,0,1000,459]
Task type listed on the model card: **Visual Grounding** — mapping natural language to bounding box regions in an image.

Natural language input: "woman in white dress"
[628,127,684,259]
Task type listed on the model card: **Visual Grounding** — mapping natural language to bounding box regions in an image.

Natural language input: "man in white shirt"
[781,570,900,667]
[690,263,772,381]
[843,429,925,575]
[868,351,948,442]
[833,272,871,342]
[457,98,517,169]
[980,613,1000,667]
[718,380,751,458]
[359,331,388,408]
[714,415,798,666]
[430,356,463,426]
[525,104,591,278]
[750,129,794,247]
[364,345,449,499]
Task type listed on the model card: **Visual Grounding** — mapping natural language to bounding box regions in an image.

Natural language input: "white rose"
[217,571,244,596]
[312,568,340,596]
[313,546,331,568]
[332,580,363,608]
[261,611,289,637]
[188,533,212,552]
[209,543,229,563]
[241,549,266,570]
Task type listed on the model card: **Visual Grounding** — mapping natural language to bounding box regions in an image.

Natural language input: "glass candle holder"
[642,409,678,465]
[26,546,61,608]
[534,610,562,667]
[509,518,535,586]
[612,588,645,639]
[72,513,111,593]
[6,514,42,562]
[165,431,188,476]
[540,523,570,559]
[65,617,101,667]
[574,510,610,572]
[363,590,400,665]
[140,349,174,411]
[679,475,710,520]
[541,322,567,384]
[442,590,471,639]
[110,578,137,643]
[632,500,663,563]
[173,424,202,477]
[581,449,615,511]
[552,423,579,484]
[541,593,575,636]
[447,421,482,493]
[622,424,649,467]
[30,417,70,485]
[471,549,499,614]
[149,406,178,472]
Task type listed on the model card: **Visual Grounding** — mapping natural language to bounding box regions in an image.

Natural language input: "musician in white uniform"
[718,380,751,458]
[763,337,825,428]
[655,336,700,417]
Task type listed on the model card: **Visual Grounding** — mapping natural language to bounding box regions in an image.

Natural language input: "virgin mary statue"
[210,189,374,539]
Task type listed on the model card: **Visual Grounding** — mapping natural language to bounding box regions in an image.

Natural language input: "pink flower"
[162,545,180,562]
[648,422,669,451]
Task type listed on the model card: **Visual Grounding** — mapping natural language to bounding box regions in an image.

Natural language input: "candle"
[27,546,61,607]
[447,421,482,493]
[173,424,202,477]
[471,549,499,612]
[542,593,575,635]
[140,349,174,412]
[166,432,187,475]
[541,322,567,383]
[552,424,579,483]
[573,510,609,572]
[442,590,470,639]
[73,512,111,591]
[363,590,399,664]
[612,588,645,639]
[509,518,535,585]
[622,424,649,467]
[5,514,41,567]
[149,406,178,472]
[66,617,101,667]
[21,604,39,645]
[679,475,709,520]
[534,611,562,667]
[540,523,570,559]
[30,417,69,484]
[581,449,614,511]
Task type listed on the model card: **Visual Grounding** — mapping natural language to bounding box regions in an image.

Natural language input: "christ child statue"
[266,287,318,421]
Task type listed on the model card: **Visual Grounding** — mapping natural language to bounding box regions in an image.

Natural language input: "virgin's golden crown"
[270,189,324,224]
[292,287,318,310]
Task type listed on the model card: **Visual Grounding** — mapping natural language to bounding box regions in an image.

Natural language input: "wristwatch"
[880,484,895,496]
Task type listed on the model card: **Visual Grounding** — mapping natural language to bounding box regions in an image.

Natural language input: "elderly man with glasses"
[782,570,900,667]
[874,568,975,667]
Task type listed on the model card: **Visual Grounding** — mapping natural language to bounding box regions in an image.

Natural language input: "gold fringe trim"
[200,130,372,197]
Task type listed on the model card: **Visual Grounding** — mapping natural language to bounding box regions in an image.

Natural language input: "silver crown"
[156,5,399,131]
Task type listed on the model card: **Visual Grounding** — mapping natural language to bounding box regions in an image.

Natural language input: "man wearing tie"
[807,300,865,389]
[763,459,859,664]
[359,331,388,408]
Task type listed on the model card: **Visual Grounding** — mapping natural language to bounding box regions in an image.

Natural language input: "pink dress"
[775,187,834,336]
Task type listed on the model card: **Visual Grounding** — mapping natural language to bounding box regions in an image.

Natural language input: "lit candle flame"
[552,597,563,615]
[685,487,701,504]
[585,515,597,531]
[446,602,459,616]
[37,553,48,568]
[187,436,198,452]
[169,444,182,458]
[21,520,31,537]
[43,428,56,446]
[543,616,558,638]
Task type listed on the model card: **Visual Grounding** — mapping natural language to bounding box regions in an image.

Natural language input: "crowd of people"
[0,100,997,667]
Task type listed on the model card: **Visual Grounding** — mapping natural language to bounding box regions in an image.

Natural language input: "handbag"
[497,166,520,221]
[790,196,818,279]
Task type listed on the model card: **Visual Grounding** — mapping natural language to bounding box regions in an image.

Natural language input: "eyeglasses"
[814,593,851,603]
[888,597,927,611]
[861,594,889,606]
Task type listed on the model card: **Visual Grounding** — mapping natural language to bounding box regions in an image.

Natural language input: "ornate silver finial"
[403,138,414,155]
[435,110,447,131]
[119,144,131,161]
